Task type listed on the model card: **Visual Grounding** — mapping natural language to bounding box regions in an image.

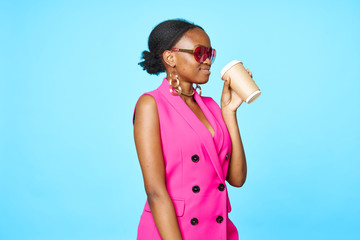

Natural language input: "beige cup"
[220,60,261,104]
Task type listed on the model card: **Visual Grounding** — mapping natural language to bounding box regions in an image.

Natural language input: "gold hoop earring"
[169,73,182,96]
[195,84,202,96]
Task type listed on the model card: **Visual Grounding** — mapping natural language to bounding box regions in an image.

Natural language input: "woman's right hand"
[220,68,253,113]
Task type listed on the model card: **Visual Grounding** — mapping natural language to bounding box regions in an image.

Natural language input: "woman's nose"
[203,57,212,65]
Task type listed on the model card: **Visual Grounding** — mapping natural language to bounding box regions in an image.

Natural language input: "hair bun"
[139,19,202,76]
[138,50,165,75]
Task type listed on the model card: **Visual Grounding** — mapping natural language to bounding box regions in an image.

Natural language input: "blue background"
[1,0,359,239]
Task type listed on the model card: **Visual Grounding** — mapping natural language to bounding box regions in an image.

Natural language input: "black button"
[216,216,224,223]
[218,183,225,191]
[191,218,199,225]
[192,185,200,193]
[191,154,199,163]
[225,153,229,160]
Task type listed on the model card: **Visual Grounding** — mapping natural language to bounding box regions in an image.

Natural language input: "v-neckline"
[192,97,215,138]
[173,83,217,139]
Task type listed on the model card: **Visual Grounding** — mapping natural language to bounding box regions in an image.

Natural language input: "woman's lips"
[200,68,211,74]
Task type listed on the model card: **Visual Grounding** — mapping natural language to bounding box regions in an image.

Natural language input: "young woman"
[133,19,251,240]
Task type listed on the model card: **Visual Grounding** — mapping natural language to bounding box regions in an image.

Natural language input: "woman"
[133,19,251,240]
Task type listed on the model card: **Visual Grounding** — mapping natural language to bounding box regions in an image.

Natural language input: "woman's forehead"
[176,28,211,48]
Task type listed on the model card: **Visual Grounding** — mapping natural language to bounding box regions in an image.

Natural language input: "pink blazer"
[134,78,239,240]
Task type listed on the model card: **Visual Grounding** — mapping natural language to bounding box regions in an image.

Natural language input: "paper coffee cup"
[220,60,261,104]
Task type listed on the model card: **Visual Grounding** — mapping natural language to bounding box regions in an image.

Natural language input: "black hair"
[139,19,203,75]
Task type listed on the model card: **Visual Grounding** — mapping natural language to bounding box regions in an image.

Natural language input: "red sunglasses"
[163,46,216,63]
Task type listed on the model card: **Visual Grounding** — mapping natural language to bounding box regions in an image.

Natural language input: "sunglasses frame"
[169,46,216,63]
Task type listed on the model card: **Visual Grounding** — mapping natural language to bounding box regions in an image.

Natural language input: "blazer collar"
[158,78,225,182]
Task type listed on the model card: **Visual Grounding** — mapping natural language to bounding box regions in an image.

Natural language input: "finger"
[222,77,231,96]
[225,77,231,86]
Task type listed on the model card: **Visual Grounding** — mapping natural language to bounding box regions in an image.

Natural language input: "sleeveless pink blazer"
[134,78,239,240]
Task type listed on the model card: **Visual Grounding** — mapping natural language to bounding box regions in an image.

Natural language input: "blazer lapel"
[158,78,225,182]
[194,93,225,155]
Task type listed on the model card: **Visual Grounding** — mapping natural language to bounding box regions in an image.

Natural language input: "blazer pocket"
[144,198,185,217]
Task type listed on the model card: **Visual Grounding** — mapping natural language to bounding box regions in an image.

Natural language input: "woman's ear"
[162,50,176,68]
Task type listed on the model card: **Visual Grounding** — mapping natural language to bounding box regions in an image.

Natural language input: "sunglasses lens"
[194,47,204,62]
[194,47,216,63]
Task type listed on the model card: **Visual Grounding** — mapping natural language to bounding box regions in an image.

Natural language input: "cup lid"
[246,90,261,104]
[220,60,242,78]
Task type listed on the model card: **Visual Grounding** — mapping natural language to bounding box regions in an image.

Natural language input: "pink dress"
[134,78,239,240]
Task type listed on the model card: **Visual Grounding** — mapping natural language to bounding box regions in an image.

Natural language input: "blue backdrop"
[1,0,359,239]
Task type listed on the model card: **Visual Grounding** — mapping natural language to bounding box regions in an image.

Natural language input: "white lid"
[246,90,261,103]
[220,60,242,78]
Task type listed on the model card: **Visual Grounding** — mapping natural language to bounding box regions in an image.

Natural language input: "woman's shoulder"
[137,93,156,106]
[133,94,158,125]
[133,87,161,125]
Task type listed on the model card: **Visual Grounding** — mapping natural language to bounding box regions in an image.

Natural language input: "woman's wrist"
[221,107,236,114]
[221,108,237,120]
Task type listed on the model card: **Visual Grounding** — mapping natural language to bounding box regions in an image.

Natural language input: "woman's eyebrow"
[193,44,212,48]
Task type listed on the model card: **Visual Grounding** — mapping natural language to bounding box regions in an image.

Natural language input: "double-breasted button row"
[191,154,199,163]
[192,184,224,193]
[190,153,225,226]
[190,216,224,225]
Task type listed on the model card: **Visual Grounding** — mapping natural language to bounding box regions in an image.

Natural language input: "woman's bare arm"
[222,109,247,187]
[220,77,248,187]
[134,94,183,240]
